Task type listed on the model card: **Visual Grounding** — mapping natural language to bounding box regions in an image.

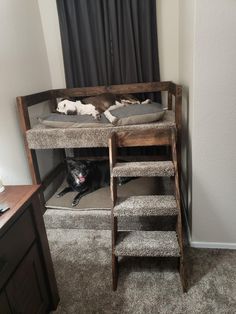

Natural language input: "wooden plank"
[67,155,168,162]
[108,133,117,169]
[169,82,177,96]
[16,97,42,186]
[0,185,40,232]
[116,129,172,147]
[31,194,60,309]
[168,92,172,110]
[17,90,51,107]
[175,85,183,176]
[50,90,58,112]
[53,81,171,98]
[171,130,187,292]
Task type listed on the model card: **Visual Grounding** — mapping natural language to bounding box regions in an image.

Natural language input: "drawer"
[0,290,11,314]
[0,209,35,289]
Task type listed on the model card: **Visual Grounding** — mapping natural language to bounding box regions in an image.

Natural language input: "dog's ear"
[84,160,93,166]
[67,159,76,168]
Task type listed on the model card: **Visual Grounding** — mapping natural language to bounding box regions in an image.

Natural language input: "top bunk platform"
[17,82,182,150]
[26,110,175,149]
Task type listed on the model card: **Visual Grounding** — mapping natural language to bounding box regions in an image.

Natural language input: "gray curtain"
[57,0,160,90]
[57,0,162,158]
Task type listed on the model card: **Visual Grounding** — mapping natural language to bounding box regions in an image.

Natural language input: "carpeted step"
[112,161,175,177]
[114,195,178,217]
[44,209,111,230]
[115,231,180,257]
[44,209,176,230]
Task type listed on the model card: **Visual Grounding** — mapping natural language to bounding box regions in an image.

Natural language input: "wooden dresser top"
[0,185,40,230]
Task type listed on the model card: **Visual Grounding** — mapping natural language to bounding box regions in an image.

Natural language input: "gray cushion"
[38,113,111,128]
[105,102,166,126]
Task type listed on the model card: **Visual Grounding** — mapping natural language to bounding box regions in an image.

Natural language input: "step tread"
[115,231,180,257]
[114,195,178,216]
[112,161,174,177]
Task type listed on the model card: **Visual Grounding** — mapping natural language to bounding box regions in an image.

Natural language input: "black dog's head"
[67,160,90,190]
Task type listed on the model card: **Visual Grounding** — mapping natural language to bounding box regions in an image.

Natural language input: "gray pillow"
[104,102,166,126]
[38,113,111,128]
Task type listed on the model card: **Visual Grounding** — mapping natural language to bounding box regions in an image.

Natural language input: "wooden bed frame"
[16,81,182,205]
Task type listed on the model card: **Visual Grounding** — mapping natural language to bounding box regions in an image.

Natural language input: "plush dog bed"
[38,112,111,128]
[104,102,166,125]
[39,102,166,128]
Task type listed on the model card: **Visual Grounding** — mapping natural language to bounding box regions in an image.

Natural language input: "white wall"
[38,0,66,88]
[179,0,236,246]
[0,0,52,184]
[157,0,179,82]
[192,0,236,245]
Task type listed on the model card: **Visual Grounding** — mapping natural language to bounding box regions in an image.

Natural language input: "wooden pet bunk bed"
[17,81,187,291]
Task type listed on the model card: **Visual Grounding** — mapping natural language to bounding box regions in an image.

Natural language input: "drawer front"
[0,290,11,314]
[6,243,49,314]
[0,209,35,289]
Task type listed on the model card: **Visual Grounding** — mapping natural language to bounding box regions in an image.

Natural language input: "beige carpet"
[47,229,236,314]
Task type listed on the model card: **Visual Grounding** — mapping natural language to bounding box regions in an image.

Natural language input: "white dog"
[57,99,100,120]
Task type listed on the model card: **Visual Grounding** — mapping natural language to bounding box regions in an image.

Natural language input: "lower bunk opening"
[44,177,176,231]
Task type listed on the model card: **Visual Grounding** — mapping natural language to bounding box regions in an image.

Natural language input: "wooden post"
[16,96,45,205]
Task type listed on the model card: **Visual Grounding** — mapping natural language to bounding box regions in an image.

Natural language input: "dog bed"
[38,112,111,128]
[38,102,166,128]
[45,177,173,211]
[104,102,166,125]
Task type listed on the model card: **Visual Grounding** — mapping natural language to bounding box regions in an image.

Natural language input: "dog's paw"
[72,200,79,207]
[94,113,101,120]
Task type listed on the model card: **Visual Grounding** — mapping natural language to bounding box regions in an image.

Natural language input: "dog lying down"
[57,100,101,120]
[57,160,134,207]
[56,93,151,120]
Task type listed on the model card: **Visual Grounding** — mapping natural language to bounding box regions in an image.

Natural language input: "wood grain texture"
[53,81,171,98]
[171,130,187,292]
[0,185,40,230]
[5,243,49,313]
[16,97,42,186]
[31,194,60,309]
[116,129,172,147]
[174,85,183,178]
[168,92,172,110]
[17,91,51,107]
[0,185,60,310]
[0,291,11,314]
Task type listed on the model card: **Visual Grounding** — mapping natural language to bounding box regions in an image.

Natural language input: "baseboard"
[190,241,236,250]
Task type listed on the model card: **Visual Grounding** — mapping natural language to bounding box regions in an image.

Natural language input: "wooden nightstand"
[0,185,59,313]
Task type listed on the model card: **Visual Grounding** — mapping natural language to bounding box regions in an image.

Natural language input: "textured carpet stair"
[44,209,177,230]
[115,231,180,257]
[114,195,178,216]
[112,161,174,177]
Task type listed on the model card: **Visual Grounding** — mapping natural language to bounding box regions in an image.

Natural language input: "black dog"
[57,159,132,206]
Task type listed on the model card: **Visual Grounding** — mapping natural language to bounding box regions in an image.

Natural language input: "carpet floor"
[47,229,236,314]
